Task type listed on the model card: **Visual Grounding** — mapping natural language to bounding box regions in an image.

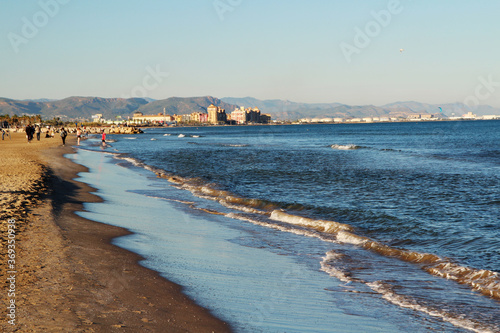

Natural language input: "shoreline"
[1,133,231,332]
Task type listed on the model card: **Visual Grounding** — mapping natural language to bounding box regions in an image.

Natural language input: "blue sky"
[1,0,499,107]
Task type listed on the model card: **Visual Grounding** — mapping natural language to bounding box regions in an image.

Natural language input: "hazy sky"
[1,0,500,107]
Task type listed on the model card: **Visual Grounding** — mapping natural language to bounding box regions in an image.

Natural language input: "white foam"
[331,144,360,150]
[320,250,353,283]
[270,210,352,233]
[219,200,265,215]
[224,213,333,242]
[115,156,144,168]
[336,230,370,246]
[367,281,498,333]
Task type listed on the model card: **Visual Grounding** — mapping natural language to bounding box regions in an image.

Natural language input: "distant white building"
[92,114,104,122]
[481,115,500,120]
[462,111,476,119]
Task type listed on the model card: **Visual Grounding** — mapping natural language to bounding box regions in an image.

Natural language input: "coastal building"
[230,106,270,124]
[260,113,271,124]
[91,114,104,122]
[481,115,500,120]
[231,107,246,124]
[207,104,227,124]
[130,105,268,125]
[246,107,261,123]
[407,114,435,120]
[132,111,174,124]
[174,114,184,123]
[190,112,208,123]
[407,114,421,120]
[462,111,477,119]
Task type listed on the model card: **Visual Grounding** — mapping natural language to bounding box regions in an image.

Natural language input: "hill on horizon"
[222,97,500,120]
[135,96,238,116]
[1,96,499,121]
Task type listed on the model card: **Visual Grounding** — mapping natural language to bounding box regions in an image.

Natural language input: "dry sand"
[1,132,231,332]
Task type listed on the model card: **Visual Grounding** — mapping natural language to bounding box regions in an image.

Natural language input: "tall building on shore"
[207,104,227,124]
[230,106,271,124]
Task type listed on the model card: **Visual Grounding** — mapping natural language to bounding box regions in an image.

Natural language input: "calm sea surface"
[74,120,500,332]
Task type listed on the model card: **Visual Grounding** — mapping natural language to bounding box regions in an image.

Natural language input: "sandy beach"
[1,132,231,332]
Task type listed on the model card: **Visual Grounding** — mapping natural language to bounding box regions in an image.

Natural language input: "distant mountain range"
[0,96,235,121]
[136,96,237,116]
[221,97,500,120]
[1,96,499,121]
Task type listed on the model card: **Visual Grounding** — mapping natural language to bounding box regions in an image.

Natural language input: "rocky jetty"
[107,127,144,134]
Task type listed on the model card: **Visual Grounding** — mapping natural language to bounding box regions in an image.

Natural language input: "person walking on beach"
[60,128,68,146]
[76,127,82,145]
[35,125,41,141]
[3,128,11,140]
[25,124,34,143]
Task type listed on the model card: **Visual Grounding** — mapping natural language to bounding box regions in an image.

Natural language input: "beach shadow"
[43,167,83,218]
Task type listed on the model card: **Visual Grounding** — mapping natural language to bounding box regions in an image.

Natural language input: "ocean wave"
[270,210,352,233]
[330,144,363,150]
[223,143,249,147]
[110,152,500,303]
[270,209,500,301]
[224,212,332,242]
[426,263,500,299]
[367,281,498,333]
[320,250,355,283]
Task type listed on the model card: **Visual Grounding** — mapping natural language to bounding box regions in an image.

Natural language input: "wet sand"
[1,133,231,332]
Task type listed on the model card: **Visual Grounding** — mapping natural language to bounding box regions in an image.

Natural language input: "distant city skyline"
[1,0,499,107]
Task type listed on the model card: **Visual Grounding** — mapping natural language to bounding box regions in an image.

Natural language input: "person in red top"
[101,129,106,146]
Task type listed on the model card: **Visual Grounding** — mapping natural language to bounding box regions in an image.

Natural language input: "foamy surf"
[320,250,354,283]
[112,152,500,304]
[330,144,362,150]
[367,281,499,333]
[271,210,500,302]
[270,210,353,233]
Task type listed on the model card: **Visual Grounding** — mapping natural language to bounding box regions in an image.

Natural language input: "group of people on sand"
[1,124,108,147]
[23,124,65,144]
[18,124,105,146]
[24,124,42,143]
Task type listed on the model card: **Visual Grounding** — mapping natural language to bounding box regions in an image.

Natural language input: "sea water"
[71,120,500,332]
